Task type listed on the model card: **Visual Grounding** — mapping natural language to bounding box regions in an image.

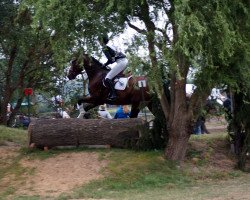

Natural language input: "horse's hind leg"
[83,103,97,111]
[146,101,153,114]
[130,104,140,118]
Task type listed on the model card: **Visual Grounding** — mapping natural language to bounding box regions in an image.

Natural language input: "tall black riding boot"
[104,78,117,101]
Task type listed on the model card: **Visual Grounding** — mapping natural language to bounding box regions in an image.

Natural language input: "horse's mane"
[90,56,103,67]
[82,55,106,78]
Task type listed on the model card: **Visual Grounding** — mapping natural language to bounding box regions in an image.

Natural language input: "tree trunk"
[164,116,192,161]
[7,96,24,127]
[28,118,145,149]
[164,130,191,161]
[164,92,192,161]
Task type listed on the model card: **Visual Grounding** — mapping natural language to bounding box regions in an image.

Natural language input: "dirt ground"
[206,116,228,133]
[0,145,107,197]
[19,152,107,196]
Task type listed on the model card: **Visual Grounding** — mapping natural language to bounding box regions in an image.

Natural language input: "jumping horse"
[67,54,153,118]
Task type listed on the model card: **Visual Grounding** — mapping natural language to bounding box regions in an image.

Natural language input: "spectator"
[98,104,112,119]
[223,97,232,113]
[18,114,30,127]
[200,116,210,134]
[7,103,11,113]
[58,108,70,118]
[194,116,210,135]
[114,105,130,119]
[6,103,12,120]
[194,117,202,135]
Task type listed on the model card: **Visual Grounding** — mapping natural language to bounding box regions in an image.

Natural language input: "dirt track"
[0,146,107,197]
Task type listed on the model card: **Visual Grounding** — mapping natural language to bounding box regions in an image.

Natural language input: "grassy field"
[0,125,249,200]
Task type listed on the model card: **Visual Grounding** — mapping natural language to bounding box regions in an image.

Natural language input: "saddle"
[102,71,133,91]
[102,69,131,81]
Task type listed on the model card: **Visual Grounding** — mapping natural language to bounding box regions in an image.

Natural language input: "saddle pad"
[114,76,132,90]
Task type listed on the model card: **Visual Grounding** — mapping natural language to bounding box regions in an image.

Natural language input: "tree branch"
[125,17,147,35]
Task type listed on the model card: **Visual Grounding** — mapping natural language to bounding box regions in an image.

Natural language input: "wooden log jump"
[28,118,146,149]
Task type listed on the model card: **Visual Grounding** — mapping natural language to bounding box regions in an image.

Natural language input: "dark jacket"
[103,45,126,67]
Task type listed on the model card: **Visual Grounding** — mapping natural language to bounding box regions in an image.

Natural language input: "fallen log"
[28,118,146,149]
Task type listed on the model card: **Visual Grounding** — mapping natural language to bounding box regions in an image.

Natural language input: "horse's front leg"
[78,96,97,105]
[77,96,98,119]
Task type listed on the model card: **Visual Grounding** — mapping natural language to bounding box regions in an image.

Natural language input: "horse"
[67,54,153,118]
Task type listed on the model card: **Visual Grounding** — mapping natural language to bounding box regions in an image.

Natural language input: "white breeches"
[105,58,128,80]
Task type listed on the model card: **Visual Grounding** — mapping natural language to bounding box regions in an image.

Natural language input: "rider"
[99,35,128,101]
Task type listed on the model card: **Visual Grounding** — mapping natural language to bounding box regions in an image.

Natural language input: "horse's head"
[67,57,83,80]
[67,53,104,80]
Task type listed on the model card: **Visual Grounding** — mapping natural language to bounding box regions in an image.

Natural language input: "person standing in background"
[114,105,130,119]
[98,104,112,119]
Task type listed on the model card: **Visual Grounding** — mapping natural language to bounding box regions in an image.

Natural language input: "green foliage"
[127,54,150,76]
[228,90,250,171]
[22,0,123,64]
[0,1,71,125]
[21,0,249,94]
[174,0,247,90]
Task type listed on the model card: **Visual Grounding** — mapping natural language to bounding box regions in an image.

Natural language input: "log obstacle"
[28,118,146,149]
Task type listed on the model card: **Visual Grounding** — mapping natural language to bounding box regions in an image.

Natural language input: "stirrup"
[103,78,114,87]
[107,93,117,101]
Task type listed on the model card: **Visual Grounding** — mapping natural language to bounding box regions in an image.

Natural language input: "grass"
[60,146,245,200]
[57,133,246,200]
[0,125,28,146]
[0,126,29,181]
[190,132,228,141]
[0,125,249,200]
[57,150,192,200]
[100,176,250,200]
[0,126,34,199]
